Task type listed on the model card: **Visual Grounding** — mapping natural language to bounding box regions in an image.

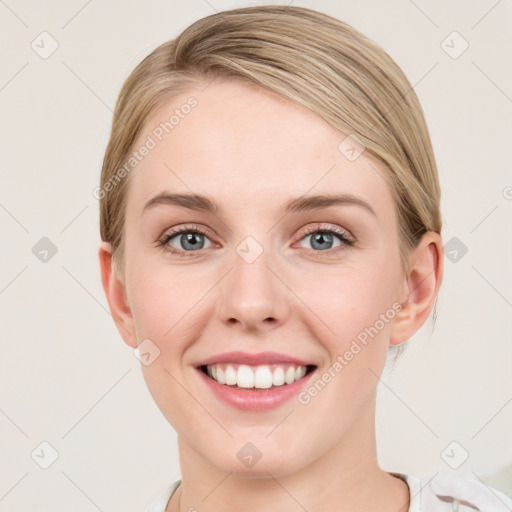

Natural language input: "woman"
[97,5,511,512]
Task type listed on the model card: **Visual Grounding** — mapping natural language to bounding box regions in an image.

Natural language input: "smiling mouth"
[199,363,317,390]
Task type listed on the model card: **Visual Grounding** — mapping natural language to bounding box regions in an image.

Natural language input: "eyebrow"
[142,192,376,217]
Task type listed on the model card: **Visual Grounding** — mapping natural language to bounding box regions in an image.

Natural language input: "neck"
[167,393,410,512]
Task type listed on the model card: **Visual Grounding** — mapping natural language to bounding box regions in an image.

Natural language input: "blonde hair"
[99,5,442,359]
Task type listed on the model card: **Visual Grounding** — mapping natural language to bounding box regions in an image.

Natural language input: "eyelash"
[157,223,354,258]
[157,224,210,258]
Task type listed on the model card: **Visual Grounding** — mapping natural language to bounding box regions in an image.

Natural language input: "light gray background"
[1,1,511,510]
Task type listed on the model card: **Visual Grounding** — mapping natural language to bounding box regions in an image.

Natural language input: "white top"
[144,472,512,512]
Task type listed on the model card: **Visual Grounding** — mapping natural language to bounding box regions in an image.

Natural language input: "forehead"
[126,79,396,221]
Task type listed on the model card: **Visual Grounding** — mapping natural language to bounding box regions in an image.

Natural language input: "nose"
[217,245,291,333]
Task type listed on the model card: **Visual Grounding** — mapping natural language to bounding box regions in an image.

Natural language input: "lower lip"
[196,367,317,411]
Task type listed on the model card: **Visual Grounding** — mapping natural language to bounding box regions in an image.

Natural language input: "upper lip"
[195,351,317,367]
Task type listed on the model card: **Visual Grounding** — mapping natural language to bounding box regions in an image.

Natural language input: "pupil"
[312,232,332,250]
[182,233,204,250]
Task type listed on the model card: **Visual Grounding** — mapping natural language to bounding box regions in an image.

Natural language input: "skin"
[99,79,443,512]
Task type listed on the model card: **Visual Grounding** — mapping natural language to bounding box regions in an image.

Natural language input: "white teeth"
[216,367,226,384]
[254,366,273,389]
[295,366,306,380]
[272,367,285,386]
[284,366,295,384]
[224,364,237,385]
[237,365,254,388]
[204,363,311,389]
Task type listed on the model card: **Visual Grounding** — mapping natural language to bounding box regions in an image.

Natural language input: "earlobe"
[389,232,444,346]
[98,241,137,348]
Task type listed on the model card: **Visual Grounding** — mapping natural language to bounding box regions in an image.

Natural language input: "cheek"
[294,257,400,349]
[127,259,204,340]
[289,262,400,439]
[127,264,209,425]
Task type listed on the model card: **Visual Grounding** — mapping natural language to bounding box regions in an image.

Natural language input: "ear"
[390,231,444,346]
[98,241,137,349]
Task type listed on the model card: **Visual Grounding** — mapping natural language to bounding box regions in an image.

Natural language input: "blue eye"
[158,225,213,257]
[298,225,353,252]
[157,223,353,257]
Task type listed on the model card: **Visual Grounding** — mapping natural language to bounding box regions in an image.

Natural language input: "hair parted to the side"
[99,5,442,361]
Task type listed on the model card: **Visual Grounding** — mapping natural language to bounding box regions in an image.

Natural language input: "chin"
[198,436,311,479]
[215,456,301,479]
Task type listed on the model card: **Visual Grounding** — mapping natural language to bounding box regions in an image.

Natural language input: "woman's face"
[119,79,408,476]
